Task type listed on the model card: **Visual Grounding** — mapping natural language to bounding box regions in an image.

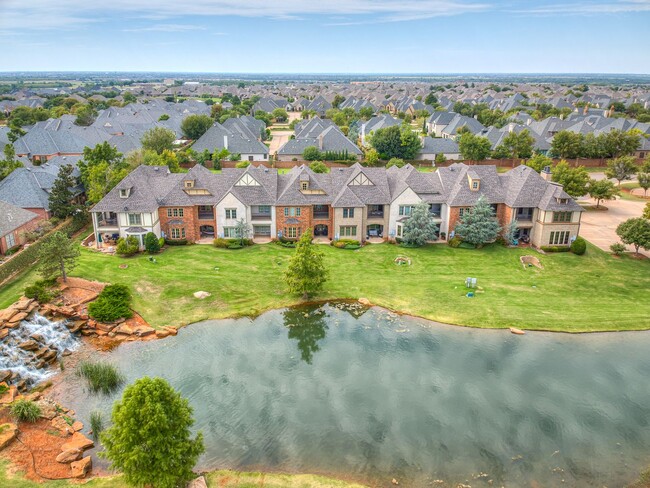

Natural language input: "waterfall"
[0,313,79,387]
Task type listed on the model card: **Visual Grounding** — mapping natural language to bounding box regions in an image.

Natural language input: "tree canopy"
[0,143,23,181]
[551,161,590,198]
[141,127,176,154]
[616,217,650,256]
[39,231,80,283]
[402,202,439,246]
[48,164,76,219]
[79,142,130,203]
[587,179,619,209]
[605,156,637,186]
[181,114,213,140]
[454,195,501,247]
[100,377,204,488]
[284,228,328,299]
[369,125,421,160]
[458,132,492,161]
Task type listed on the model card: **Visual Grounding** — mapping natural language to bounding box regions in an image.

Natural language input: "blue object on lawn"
[467,292,474,298]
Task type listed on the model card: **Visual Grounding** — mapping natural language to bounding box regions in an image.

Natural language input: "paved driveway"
[579,197,648,256]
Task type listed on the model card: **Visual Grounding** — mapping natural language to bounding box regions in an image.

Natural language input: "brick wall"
[0,216,41,254]
[159,206,200,242]
[276,205,334,239]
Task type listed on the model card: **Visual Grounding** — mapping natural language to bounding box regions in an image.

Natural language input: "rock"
[36,399,59,420]
[0,423,18,450]
[155,329,170,339]
[18,339,39,351]
[133,326,155,337]
[71,421,83,432]
[56,448,82,463]
[30,333,45,342]
[114,323,135,336]
[0,370,10,383]
[61,432,94,452]
[509,327,526,335]
[163,326,178,336]
[96,322,116,333]
[358,298,371,306]
[0,385,17,404]
[14,297,34,311]
[8,312,28,325]
[193,291,211,299]
[70,456,92,478]
[392,479,399,485]
[51,416,74,434]
[42,349,58,363]
[188,475,208,488]
[0,329,8,340]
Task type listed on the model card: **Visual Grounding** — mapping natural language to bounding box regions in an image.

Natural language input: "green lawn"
[1,242,648,332]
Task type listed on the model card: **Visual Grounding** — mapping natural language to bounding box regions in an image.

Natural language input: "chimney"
[541,165,552,181]
[583,105,588,115]
[318,134,324,150]
[223,135,228,150]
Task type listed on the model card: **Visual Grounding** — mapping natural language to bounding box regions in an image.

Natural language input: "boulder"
[509,327,526,335]
[163,326,178,336]
[18,339,39,351]
[0,329,8,340]
[193,291,211,299]
[114,323,135,336]
[13,297,34,311]
[133,326,155,337]
[56,448,82,463]
[71,421,83,432]
[358,298,371,306]
[0,370,10,383]
[51,416,74,434]
[188,476,208,488]
[155,329,170,339]
[70,456,92,478]
[0,385,18,404]
[8,312,28,325]
[61,432,94,452]
[0,423,18,450]
[96,322,116,333]
[36,399,59,420]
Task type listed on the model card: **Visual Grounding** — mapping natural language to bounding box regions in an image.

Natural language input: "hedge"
[0,216,89,285]
[540,245,571,253]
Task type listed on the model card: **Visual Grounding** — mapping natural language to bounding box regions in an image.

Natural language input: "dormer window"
[119,188,130,198]
[301,181,309,191]
[472,181,479,190]
[184,180,194,189]
[467,172,480,191]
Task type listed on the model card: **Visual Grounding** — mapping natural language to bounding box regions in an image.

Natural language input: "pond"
[54,303,650,487]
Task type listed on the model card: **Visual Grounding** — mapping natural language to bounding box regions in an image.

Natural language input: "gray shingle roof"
[0,200,39,238]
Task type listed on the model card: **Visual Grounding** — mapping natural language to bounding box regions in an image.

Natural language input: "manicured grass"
[1,242,647,332]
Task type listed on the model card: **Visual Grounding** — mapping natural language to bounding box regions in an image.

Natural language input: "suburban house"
[191,119,270,161]
[276,117,363,161]
[359,114,401,147]
[417,137,461,161]
[0,200,41,254]
[91,162,583,250]
[0,156,84,220]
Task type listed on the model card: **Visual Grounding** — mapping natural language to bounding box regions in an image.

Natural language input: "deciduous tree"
[638,172,650,198]
[284,228,327,299]
[550,131,584,159]
[616,217,650,256]
[141,127,176,154]
[100,377,204,488]
[303,146,322,161]
[181,114,213,140]
[605,156,638,186]
[551,161,590,198]
[458,132,492,161]
[525,153,553,173]
[587,179,619,209]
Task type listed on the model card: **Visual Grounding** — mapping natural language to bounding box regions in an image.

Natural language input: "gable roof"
[0,200,39,238]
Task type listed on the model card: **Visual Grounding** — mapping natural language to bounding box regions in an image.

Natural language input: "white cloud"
[0,0,492,33]
[517,0,650,15]
[123,23,207,32]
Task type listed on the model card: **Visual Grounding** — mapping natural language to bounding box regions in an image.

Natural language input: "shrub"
[0,384,8,394]
[610,242,626,256]
[11,399,41,422]
[90,411,104,441]
[88,284,133,322]
[332,239,360,249]
[158,237,165,249]
[570,236,587,255]
[309,161,329,173]
[116,236,140,256]
[213,238,229,248]
[5,246,21,256]
[164,238,188,246]
[540,245,571,253]
[77,361,125,395]
[448,236,462,248]
[144,232,160,254]
[227,243,243,249]
[235,161,250,168]
[24,277,58,303]
[386,158,405,168]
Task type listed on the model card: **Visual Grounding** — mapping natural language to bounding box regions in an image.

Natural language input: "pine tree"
[284,228,328,299]
[454,195,501,248]
[402,202,439,246]
[39,231,80,283]
[48,164,75,219]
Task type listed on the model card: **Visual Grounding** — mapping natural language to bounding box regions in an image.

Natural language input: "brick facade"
[158,206,217,242]
[0,217,42,254]
[276,205,334,239]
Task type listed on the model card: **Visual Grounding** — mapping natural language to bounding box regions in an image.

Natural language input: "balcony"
[251,213,272,221]
[367,206,384,219]
[97,218,118,228]
[313,206,329,220]
[515,209,534,222]
[197,206,214,220]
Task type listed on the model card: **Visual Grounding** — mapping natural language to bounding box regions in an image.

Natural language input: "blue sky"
[1,0,649,73]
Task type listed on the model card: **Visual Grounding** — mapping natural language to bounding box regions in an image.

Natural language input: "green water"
[57,303,650,487]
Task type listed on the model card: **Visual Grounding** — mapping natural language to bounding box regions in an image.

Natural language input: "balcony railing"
[313,211,329,219]
[97,218,118,227]
[198,212,214,220]
[251,213,272,221]
[368,211,384,218]
[516,213,533,221]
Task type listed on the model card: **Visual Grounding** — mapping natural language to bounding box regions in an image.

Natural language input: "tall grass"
[11,399,41,422]
[76,361,125,395]
[89,411,104,441]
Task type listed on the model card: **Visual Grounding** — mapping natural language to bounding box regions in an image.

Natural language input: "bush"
[227,243,243,249]
[5,246,21,255]
[235,161,250,168]
[116,236,139,256]
[213,238,229,248]
[11,399,41,422]
[88,284,133,322]
[77,361,125,395]
[144,232,160,254]
[24,277,58,303]
[164,238,188,246]
[332,239,360,249]
[158,237,165,249]
[610,242,626,256]
[570,236,587,255]
[448,236,462,248]
[386,158,405,168]
[540,245,571,253]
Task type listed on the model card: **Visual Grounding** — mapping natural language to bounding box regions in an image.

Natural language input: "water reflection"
[284,306,328,364]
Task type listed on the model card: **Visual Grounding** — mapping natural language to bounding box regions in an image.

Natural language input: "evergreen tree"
[402,202,439,246]
[48,164,75,219]
[284,228,328,299]
[39,231,80,283]
[0,143,23,180]
[100,377,204,488]
[454,196,501,248]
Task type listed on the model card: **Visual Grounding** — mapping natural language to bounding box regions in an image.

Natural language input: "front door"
[314,224,328,237]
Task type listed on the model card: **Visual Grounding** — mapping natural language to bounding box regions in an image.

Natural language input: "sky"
[0,0,649,73]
